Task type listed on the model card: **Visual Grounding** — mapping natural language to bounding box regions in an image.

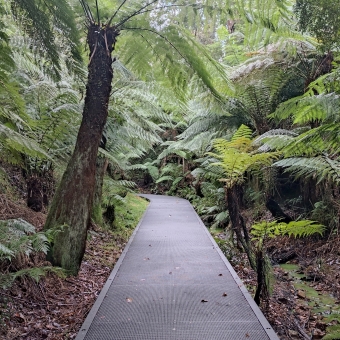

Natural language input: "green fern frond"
[156,175,174,184]
[5,218,36,234]
[117,21,226,101]
[228,0,308,51]
[208,125,279,187]
[231,124,253,140]
[270,93,340,125]
[0,219,50,263]
[10,0,82,78]
[157,144,188,160]
[0,243,14,259]
[101,178,137,208]
[0,266,66,289]
[0,124,51,165]
[254,129,298,151]
[143,161,160,181]
[274,156,340,184]
[251,220,325,243]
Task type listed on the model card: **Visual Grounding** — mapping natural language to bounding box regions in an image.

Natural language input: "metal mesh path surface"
[76,195,279,340]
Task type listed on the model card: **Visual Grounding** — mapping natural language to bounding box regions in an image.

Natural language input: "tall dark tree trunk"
[225,185,255,269]
[44,24,119,275]
[254,250,264,305]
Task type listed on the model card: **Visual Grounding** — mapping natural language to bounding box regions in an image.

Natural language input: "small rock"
[297,289,306,299]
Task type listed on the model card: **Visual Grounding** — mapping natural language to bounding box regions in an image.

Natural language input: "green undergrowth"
[0,166,15,197]
[86,194,149,268]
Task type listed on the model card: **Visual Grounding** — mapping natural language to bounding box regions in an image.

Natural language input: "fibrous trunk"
[225,185,255,269]
[44,24,118,275]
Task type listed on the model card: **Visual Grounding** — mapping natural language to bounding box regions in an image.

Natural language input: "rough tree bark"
[44,24,119,275]
[225,185,256,269]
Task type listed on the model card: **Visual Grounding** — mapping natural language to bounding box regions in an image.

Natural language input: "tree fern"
[101,178,137,209]
[208,125,279,188]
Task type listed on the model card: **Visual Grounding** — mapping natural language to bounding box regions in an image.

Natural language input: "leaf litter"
[0,199,129,340]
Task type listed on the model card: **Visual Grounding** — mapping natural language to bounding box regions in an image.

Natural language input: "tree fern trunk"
[44,24,119,275]
[225,185,255,269]
[254,250,264,305]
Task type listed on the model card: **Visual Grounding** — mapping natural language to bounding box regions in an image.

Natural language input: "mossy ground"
[113,193,149,232]
[280,263,340,339]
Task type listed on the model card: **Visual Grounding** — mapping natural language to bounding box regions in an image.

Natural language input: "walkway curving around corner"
[76,194,279,340]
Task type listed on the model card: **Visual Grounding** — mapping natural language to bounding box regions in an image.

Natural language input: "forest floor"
[215,232,340,339]
[0,193,339,339]
[0,193,148,340]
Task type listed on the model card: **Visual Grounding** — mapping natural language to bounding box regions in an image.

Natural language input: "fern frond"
[274,156,340,184]
[101,178,137,208]
[253,129,298,151]
[227,0,309,52]
[0,219,50,262]
[10,0,82,78]
[231,124,253,140]
[0,266,66,289]
[0,243,14,259]
[208,125,279,187]
[156,175,173,183]
[270,93,340,125]
[251,220,325,243]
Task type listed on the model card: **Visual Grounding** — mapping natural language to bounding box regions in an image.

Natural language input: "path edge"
[188,202,280,340]
[75,196,150,340]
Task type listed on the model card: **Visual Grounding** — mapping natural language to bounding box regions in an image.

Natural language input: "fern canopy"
[209,125,279,188]
[10,0,82,79]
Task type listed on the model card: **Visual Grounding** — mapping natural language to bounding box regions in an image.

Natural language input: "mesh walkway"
[76,194,279,340]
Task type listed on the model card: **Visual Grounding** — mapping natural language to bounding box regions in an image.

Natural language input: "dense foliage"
[1,0,340,329]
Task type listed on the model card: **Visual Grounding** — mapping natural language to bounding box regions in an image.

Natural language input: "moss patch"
[113,193,149,232]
